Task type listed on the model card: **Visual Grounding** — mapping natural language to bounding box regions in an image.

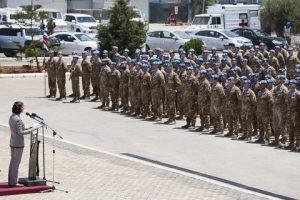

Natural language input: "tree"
[261,0,300,36]
[13,4,48,72]
[97,0,147,53]
[182,38,204,55]
[180,0,216,23]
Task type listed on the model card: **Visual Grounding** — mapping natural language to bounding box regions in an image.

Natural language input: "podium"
[19,124,47,186]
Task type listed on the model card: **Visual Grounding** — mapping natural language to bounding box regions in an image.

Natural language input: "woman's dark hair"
[12,101,24,115]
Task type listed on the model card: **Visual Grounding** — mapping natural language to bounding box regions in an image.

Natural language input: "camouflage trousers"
[210,106,223,132]
[241,110,255,138]
[71,79,80,100]
[166,90,177,121]
[198,102,210,129]
[257,112,271,142]
[272,108,287,143]
[48,75,57,96]
[120,85,129,111]
[101,84,110,107]
[151,89,163,119]
[110,86,119,109]
[227,107,240,135]
[82,74,91,97]
[176,90,185,118]
[184,96,197,126]
[91,76,100,98]
[287,113,298,146]
[141,90,151,117]
[57,78,66,98]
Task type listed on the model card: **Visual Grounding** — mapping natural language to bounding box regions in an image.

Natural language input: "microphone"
[26,112,34,118]
[32,113,44,121]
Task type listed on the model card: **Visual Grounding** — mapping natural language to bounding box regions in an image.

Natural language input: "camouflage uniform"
[81,58,92,98]
[241,88,257,139]
[141,70,152,118]
[91,58,101,100]
[225,84,242,137]
[272,84,288,144]
[286,89,300,148]
[150,69,165,120]
[165,71,181,124]
[120,67,130,112]
[109,68,121,111]
[210,82,226,133]
[45,57,57,97]
[176,70,187,119]
[100,64,111,108]
[197,78,211,131]
[56,58,68,99]
[70,62,82,102]
[182,74,198,128]
[257,88,273,143]
[286,55,300,78]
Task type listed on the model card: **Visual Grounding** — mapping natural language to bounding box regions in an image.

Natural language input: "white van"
[185,4,261,33]
[0,24,43,57]
[37,8,68,32]
[0,7,22,24]
[64,13,99,34]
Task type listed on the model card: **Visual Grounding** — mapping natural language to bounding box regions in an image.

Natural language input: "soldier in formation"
[46,45,300,151]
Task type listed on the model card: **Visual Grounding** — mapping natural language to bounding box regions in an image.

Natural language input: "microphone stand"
[28,115,68,193]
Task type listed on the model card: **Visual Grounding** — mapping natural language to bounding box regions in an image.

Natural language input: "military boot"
[181,120,191,129]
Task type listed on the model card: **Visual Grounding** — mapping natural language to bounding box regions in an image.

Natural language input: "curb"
[0,72,71,78]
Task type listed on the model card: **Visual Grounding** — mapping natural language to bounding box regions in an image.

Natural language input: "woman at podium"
[8,101,37,187]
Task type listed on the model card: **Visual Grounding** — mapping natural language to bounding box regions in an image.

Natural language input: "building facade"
[218,0,261,4]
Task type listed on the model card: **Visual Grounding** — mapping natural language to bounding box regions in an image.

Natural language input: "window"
[231,29,242,36]
[192,16,209,25]
[195,31,208,36]
[147,31,160,38]
[75,33,93,41]
[211,17,221,25]
[0,28,22,36]
[65,15,75,22]
[244,30,254,38]
[239,13,248,20]
[248,10,259,18]
[208,31,217,38]
[161,31,174,39]
[64,35,76,42]
[77,17,96,23]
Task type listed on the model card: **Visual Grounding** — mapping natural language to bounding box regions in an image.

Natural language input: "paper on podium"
[32,123,44,130]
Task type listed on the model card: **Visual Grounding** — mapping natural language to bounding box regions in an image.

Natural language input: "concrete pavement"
[0,77,299,199]
[0,127,270,200]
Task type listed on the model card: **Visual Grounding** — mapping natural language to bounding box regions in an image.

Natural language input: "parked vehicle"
[49,32,98,55]
[191,29,252,50]
[145,30,191,52]
[185,4,260,33]
[231,28,287,49]
[37,8,68,32]
[0,24,43,57]
[64,13,99,34]
[0,7,23,24]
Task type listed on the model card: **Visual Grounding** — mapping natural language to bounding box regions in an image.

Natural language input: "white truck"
[185,4,261,33]
[37,8,68,32]
[64,13,99,34]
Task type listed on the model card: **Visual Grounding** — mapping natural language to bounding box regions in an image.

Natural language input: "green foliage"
[261,0,300,35]
[0,65,4,73]
[179,0,216,22]
[97,0,147,53]
[182,38,204,55]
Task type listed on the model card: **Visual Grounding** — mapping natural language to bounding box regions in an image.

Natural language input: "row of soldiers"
[44,44,300,151]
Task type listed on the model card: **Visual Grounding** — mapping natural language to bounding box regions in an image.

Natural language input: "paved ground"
[0,77,300,199]
[0,127,270,200]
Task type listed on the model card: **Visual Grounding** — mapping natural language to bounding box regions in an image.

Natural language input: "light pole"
[202,0,205,14]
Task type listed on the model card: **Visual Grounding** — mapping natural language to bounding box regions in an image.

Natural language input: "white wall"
[67,0,93,10]
[6,0,68,14]
[94,0,149,21]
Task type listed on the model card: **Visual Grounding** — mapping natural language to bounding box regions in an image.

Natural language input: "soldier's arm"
[174,74,182,88]
[159,73,166,87]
